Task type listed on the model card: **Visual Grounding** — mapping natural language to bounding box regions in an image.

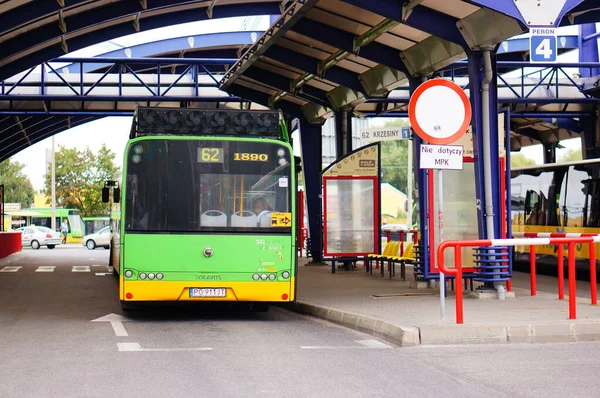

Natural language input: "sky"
[8,20,598,190]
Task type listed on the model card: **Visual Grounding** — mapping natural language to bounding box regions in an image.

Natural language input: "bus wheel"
[31,240,40,250]
[251,303,269,312]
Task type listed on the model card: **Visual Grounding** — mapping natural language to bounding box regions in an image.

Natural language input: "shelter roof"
[219,0,596,123]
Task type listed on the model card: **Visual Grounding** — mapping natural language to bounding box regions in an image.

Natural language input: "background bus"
[83,216,110,235]
[511,158,600,272]
[108,107,296,311]
[21,208,85,242]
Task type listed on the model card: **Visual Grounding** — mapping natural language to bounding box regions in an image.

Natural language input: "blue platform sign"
[530,27,557,63]
[360,126,411,143]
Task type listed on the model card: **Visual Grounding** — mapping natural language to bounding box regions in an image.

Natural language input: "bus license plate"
[189,288,226,298]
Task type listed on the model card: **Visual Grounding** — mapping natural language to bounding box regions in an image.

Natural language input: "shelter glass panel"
[324,178,376,256]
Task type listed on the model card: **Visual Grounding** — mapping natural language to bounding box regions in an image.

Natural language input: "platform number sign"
[530,28,557,63]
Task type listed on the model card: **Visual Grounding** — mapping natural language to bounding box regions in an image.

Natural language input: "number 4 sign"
[530,27,557,63]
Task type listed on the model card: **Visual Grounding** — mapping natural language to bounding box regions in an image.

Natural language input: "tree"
[557,148,582,163]
[43,145,120,216]
[510,152,537,167]
[0,159,35,207]
[379,118,411,193]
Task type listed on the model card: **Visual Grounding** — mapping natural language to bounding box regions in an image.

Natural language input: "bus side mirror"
[113,188,121,203]
[102,187,110,203]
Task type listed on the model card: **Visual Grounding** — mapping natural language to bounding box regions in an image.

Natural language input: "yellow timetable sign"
[270,212,292,227]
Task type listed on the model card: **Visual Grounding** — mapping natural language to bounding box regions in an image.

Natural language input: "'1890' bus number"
[234,153,268,162]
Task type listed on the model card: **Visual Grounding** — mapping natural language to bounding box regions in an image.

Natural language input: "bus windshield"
[125,139,292,233]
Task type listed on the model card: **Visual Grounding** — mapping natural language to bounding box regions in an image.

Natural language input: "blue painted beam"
[0,0,89,36]
[0,95,241,102]
[263,46,365,94]
[340,0,469,49]
[0,3,280,81]
[0,0,182,58]
[558,0,595,25]
[291,18,410,74]
[60,31,262,74]
[579,24,600,78]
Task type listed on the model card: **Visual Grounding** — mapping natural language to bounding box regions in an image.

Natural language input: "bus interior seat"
[200,210,227,227]
[257,211,272,227]
[231,211,258,227]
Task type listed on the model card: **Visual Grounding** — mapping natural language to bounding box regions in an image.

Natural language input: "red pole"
[557,244,564,300]
[568,242,576,320]
[530,245,537,296]
[400,231,405,256]
[455,245,463,324]
[590,243,597,305]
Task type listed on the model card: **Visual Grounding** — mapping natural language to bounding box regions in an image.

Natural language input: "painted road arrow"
[91,313,131,337]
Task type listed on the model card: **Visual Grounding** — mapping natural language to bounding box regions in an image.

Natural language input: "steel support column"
[299,118,324,262]
[334,110,352,158]
[581,110,600,159]
[579,24,600,78]
[467,53,487,239]
[409,77,430,277]
[543,143,557,164]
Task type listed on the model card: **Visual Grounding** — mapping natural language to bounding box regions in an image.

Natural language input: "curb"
[288,300,600,346]
[289,301,420,347]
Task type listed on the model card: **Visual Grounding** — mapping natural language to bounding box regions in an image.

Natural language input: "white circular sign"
[408,79,471,145]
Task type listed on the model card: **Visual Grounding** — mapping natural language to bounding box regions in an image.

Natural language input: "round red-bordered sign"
[408,78,471,145]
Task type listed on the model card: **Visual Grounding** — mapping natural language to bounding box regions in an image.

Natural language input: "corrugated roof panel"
[422,0,480,19]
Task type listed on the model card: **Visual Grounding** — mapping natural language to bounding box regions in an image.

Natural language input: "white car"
[18,226,62,250]
[83,226,111,250]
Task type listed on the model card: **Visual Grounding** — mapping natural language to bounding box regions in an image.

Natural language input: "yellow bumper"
[121,278,296,302]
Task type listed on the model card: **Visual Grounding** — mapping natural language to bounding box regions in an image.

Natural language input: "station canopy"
[219,0,531,122]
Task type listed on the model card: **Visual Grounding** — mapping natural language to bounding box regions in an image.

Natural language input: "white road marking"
[356,339,393,349]
[72,266,90,272]
[301,340,393,350]
[36,266,56,272]
[0,266,22,272]
[91,313,130,336]
[118,342,212,352]
[95,272,112,276]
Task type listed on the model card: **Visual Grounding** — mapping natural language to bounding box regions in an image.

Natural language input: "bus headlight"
[282,271,290,279]
[133,144,144,154]
[277,148,286,157]
[139,273,147,280]
[278,158,287,166]
[125,270,133,278]
[252,274,260,280]
[269,274,276,280]
[132,154,142,163]
[156,273,164,280]
[261,274,268,280]
[148,273,155,280]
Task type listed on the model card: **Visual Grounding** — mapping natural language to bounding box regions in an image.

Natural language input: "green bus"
[26,208,85,242]
[107,107,296,311]
[83,216,110,235]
